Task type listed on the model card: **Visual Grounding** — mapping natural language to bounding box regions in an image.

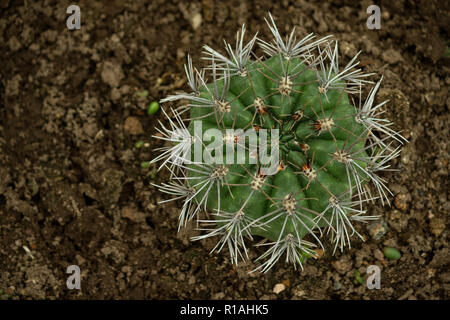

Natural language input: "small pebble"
[374,249,385,261]
[394,193,408,211]
[333,281,342,290]
[273,283,286,294]
[429,217,445,237]
[191,13,202,30]
[292,286,305,297]
[368,220,389,240]
[124,116,144,135]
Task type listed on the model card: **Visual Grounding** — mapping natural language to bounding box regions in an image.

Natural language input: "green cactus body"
[187,56,368,245]
[152,15,405,272]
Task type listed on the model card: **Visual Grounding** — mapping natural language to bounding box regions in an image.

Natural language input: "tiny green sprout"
[354,269,364,284]
[140,161,151,169]
[147,101,160,115]
[135,140,145,149]
[141,161,158,178]
[136,89,149,98]
[148,165,158,179]
[384,247,401,260]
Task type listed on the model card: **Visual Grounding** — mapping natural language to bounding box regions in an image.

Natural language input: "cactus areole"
[151,14,405,273]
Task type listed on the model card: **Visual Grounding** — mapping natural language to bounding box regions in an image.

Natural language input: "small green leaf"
[354,269,364,284]
[135,140,145,149]
[140,161,151,168]
[384,247,401,260]
[136,90,149,98]
[147,101,160,115]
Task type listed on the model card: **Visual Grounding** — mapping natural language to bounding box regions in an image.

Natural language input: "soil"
[0,0,449,300]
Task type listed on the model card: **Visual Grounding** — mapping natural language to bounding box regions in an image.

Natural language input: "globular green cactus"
[151,14,406,273]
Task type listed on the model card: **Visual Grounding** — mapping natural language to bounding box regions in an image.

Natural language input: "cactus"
[151,14,406,273]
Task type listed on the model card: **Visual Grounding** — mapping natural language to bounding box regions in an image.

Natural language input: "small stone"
[212,292,225,299]
[331,256,353,274]
[394,193,408,211]
[191,13,202,30]
[121,206,145,222]
[398,289,413,300]
[95,129,104,141]
[382,49,403,64]
[8,36,22,51]
[273,283,286,294]
[340,41,357,58]
[429,217,445,237]
[333,281,342,290]
[101,61,124,88]
[120,85,130,95]
[368,220,389,240]
[6,74,22,97]
[400,142,413,165]
[374,249,385,261]
[111,88,121,101]
[292,286,305,297]
[124,116,143,135]
[176,48,185,60]
[75,254,86,265]
[83,122,98,138]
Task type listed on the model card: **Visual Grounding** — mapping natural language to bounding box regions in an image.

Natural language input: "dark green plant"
[151,14,406,272]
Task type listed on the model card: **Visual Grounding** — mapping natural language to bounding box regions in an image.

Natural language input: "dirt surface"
[0,0,449,300]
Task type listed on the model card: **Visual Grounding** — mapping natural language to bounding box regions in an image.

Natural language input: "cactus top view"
[150,14,406,273]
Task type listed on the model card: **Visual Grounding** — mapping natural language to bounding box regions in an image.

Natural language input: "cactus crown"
[151,14,406,273]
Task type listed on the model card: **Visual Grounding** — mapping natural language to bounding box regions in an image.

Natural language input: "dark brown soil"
[0,0,448,299]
